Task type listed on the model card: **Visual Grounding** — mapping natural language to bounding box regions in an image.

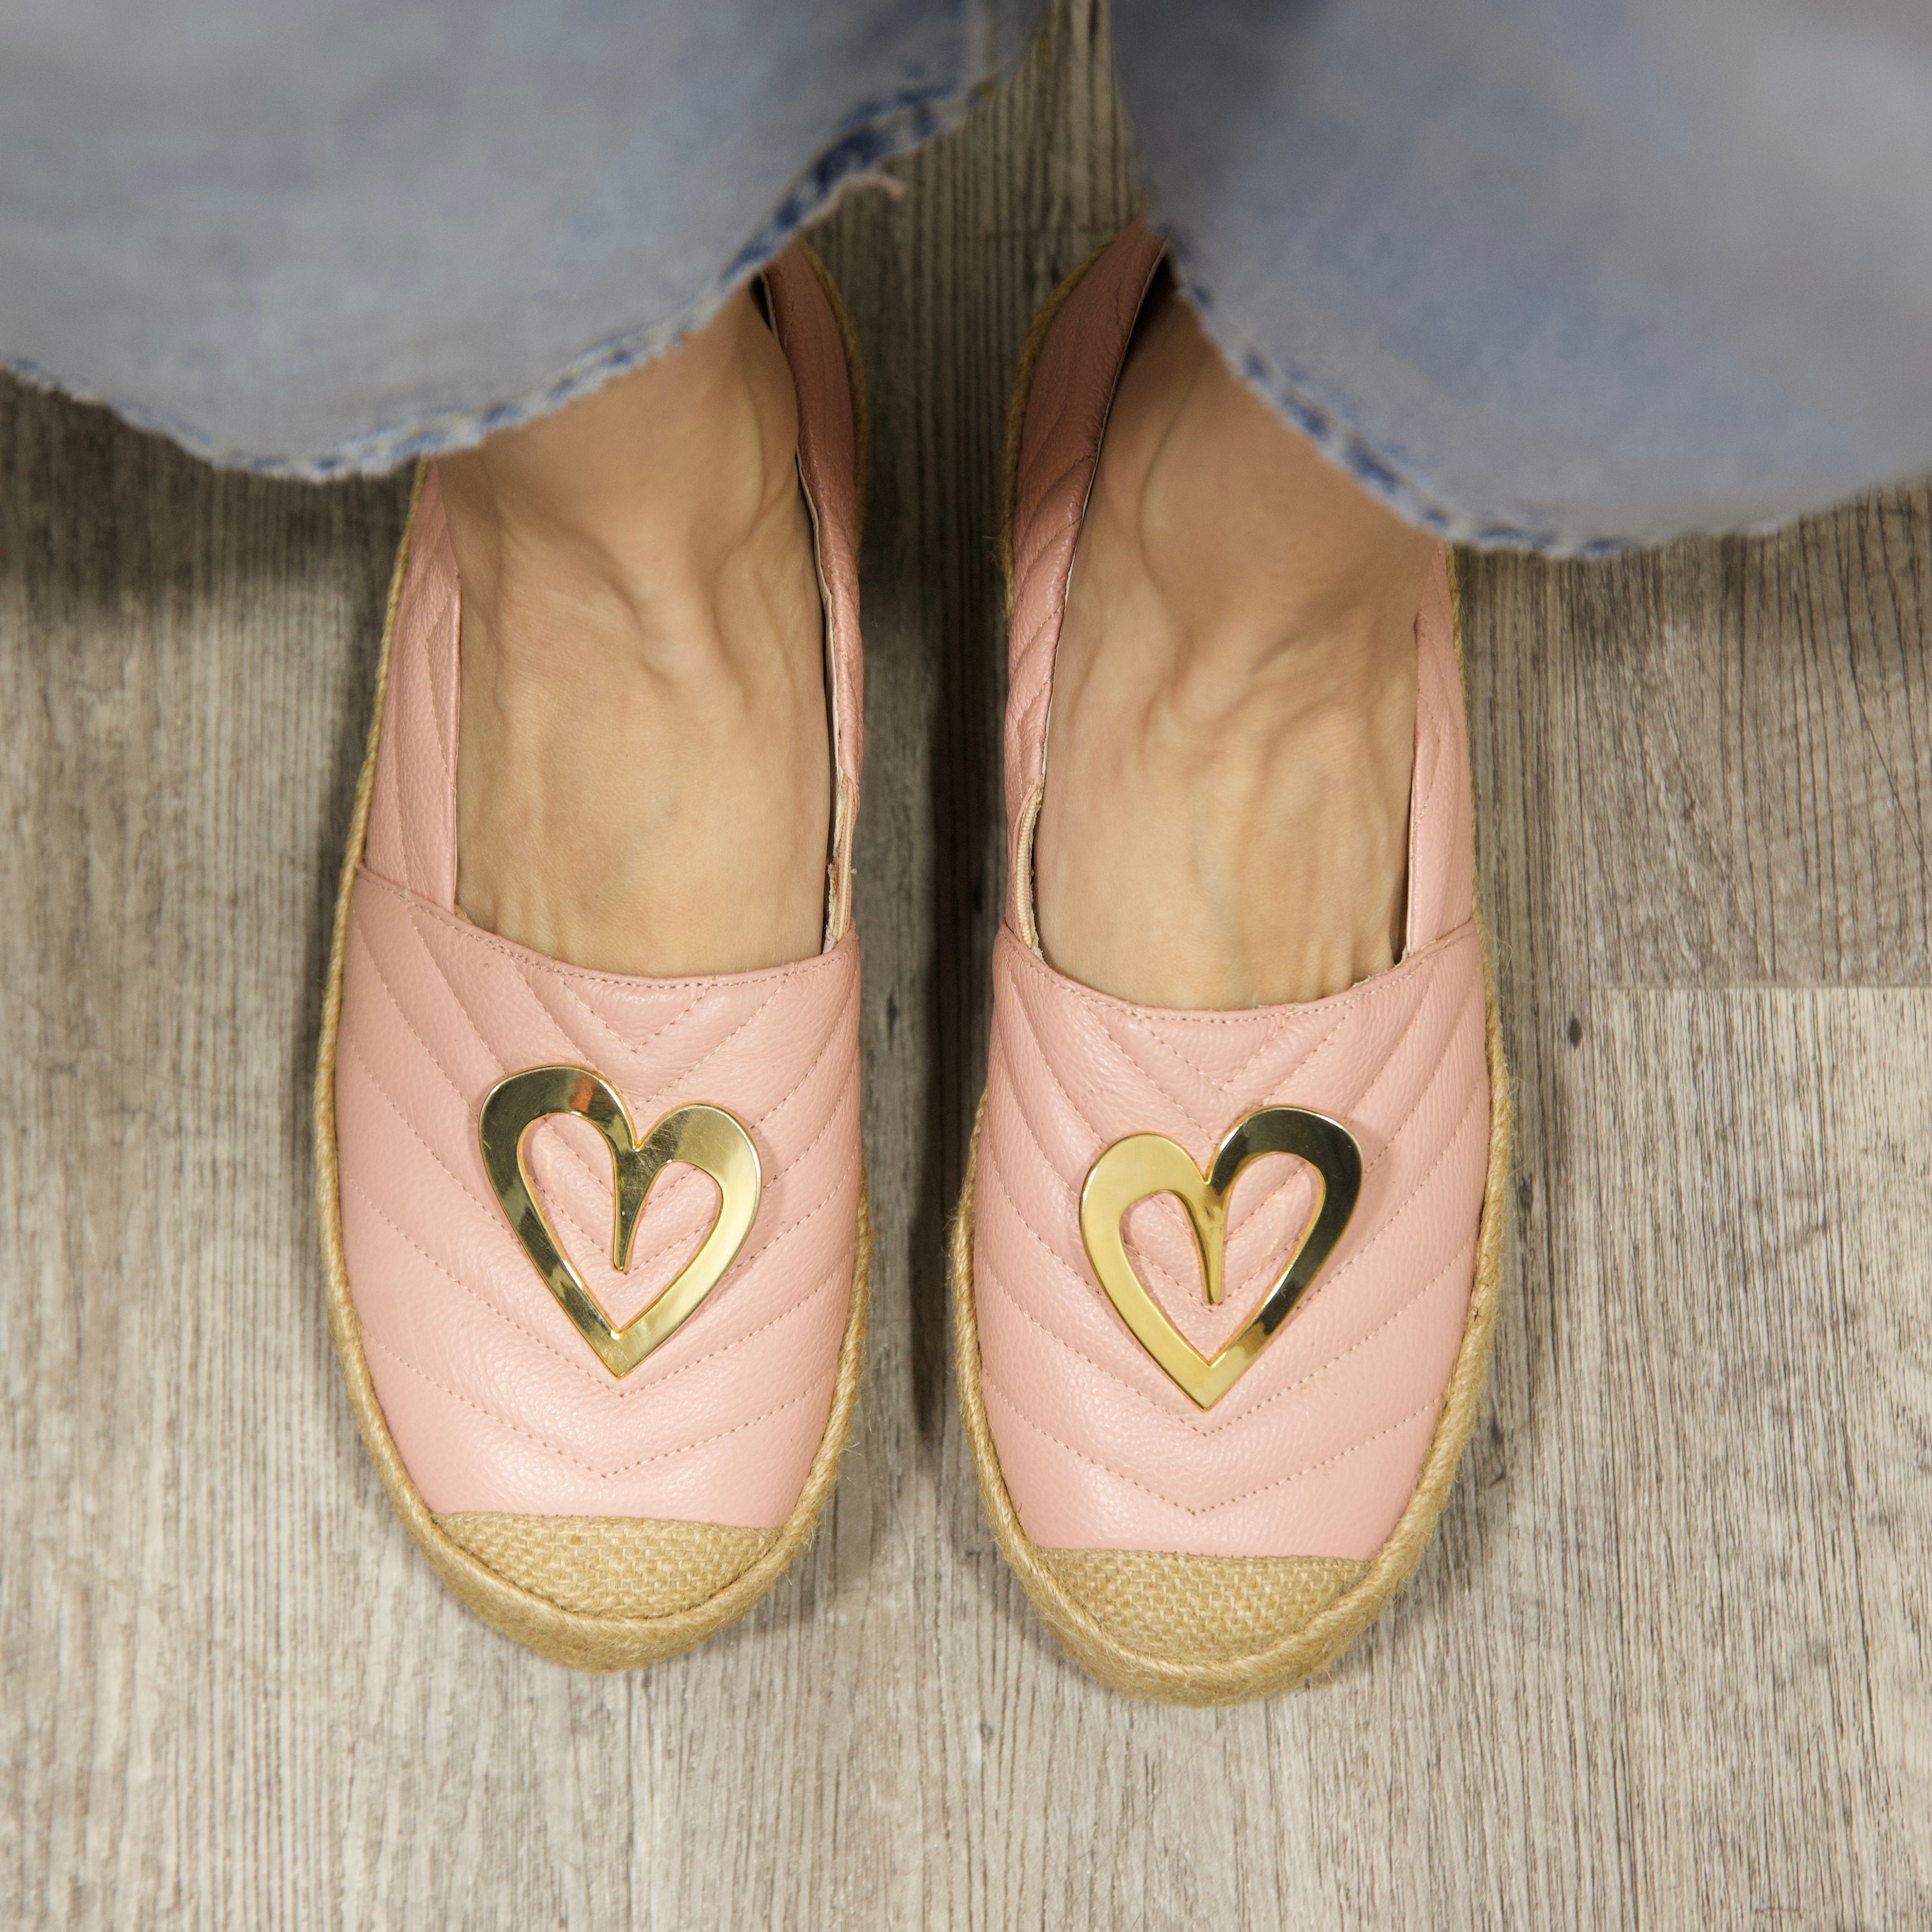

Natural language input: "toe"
[436,1514,776,1619]
[1038,1548,1365,1665]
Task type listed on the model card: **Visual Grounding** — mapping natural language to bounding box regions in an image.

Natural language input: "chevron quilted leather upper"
[972,223,1492,1562]
[333,245,865,1528]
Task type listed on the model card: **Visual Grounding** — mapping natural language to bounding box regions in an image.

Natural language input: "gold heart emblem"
[1079,1106,1362,1410]
[478,1065,761,1378]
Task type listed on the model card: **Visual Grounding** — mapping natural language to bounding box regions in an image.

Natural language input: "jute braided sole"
[314,241,873,1670]
[955,234,1514,1705]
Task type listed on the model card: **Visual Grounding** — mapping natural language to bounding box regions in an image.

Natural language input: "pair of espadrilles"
[316,224,1508,1705]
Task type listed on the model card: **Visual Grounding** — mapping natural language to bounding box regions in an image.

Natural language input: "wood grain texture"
[1563,493,1932,986]
[3,4,1927,1925]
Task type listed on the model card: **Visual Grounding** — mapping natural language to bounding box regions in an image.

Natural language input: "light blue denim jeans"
[5,0,1928,551]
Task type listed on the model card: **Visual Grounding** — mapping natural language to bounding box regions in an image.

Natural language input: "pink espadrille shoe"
[316,243,870,1671]
[954,223,1510,1705]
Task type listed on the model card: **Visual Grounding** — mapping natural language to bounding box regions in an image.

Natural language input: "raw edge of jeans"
[0,80,985,483]
[1156,228,1633,561]
[1164,222,1931,557]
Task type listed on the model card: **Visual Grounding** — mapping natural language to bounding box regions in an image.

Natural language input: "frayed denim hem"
[1167,233,1632,561]
[2,80,972,486]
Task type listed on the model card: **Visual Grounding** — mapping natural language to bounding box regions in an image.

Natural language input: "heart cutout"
[1079,1106,1362,1410]
[479,1065,761,1377]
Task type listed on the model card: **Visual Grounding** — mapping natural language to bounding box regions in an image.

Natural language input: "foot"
[1035,279,1438,1010]
[438,286,829,978]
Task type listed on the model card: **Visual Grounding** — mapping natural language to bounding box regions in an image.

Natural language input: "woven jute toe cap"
[1036,1549,1366,1666]
[435,1514,777,1619]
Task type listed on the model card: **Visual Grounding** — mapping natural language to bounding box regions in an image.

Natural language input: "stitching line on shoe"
[368,892,847,1238]
[342,1025,856,1396]
[346,1169,607,1386]
[366,1329,840,1478]
[992,964,1482,1329]
[1003,917,1474,1027]
[352,1159,852,1405]
[982,1371,1444,1520]
[978,1151,1476,1443]
[1197,1397,1442,1514]
[390,880,846,1146]
[348,910,859,1340]
[356,910,639,1212]
[360,867,848,992]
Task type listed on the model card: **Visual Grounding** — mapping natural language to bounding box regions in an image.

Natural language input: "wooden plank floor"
[4,7,1928,1925]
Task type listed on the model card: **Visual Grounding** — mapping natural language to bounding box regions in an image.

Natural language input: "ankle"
[438,286,806,675]
[1037,620,1417,1008]
[1034,284,1434,1009]
[440,284,831,977]
[451,516,820,719]
[1059,561,1420,753]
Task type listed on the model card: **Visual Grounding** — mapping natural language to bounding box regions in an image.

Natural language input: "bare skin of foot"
[439,285,829,978]
[1036,280,1439,1010]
